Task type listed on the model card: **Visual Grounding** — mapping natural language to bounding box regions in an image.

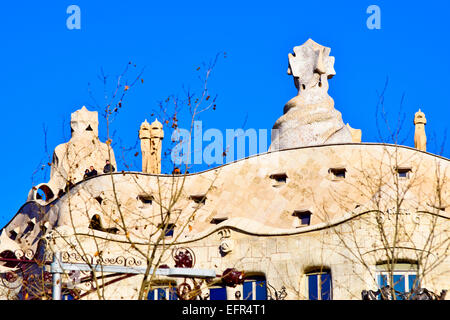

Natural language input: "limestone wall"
[1,143,449,299]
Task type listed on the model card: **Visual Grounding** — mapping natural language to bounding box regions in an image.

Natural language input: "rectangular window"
[158,223,175,237]
[396,167,411,179]
[306,271,332,300]
[270,173,288,184]
[293,210,312,226]
[190,194,206,205]
[138,194,153,205]
[148,286,177,300]
[376,264,419,300]
[329,168,346,179]
[242,277,267,300]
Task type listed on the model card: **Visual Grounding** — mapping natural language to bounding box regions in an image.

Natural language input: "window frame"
[293,210,312,227]
[329,168,346,180]
[241,276,267,301]
[147,285,178,300]
[395,167,412,179]
[305,270,332,300]
[376,263,420,299]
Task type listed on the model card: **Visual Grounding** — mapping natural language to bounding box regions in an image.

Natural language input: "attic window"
[95,196,103,205]
[190,195,206,205]
[89,214,119,234]
[159,223,175,237]
[270,173,287,184]
[23,219,36,235]
[211,217,228,224]
[293,210,312,226]
[138,194,153,205]
[329,168,346,179]
[89,214,103,231]
[86,125,93,131]
[9,230,18,241]
[396,167,412,179]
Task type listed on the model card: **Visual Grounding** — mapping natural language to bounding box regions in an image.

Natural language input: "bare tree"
[0,55,234,300]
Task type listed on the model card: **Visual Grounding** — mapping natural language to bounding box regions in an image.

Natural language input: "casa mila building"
[0,39,448,300]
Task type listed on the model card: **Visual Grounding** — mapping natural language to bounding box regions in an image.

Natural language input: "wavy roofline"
[2,142,449,231]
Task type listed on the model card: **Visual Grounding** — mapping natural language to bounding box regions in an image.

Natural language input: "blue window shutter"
[320,272,332,300]
[408,275,418,291]
[393,275,405,300]
[308,274,318,300]
[378,274,388,288]
[169,287,178,300]
[148,289,155,300]
[157,288,166,300]
[255,280,267,300]
[210,287,227,300]
[243,281,253,300]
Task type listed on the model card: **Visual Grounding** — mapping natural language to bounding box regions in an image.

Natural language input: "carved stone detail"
[270,39,352,151]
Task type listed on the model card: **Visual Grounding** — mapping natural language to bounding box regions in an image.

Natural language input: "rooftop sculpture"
[27,106,116,202]
[139,118,164,174]
[269,39,354,150]
[414,109,427,152]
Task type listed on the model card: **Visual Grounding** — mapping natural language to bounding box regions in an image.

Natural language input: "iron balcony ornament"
[361,285,447,300]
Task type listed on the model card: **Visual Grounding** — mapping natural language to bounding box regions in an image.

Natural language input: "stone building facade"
[0,40,448,300]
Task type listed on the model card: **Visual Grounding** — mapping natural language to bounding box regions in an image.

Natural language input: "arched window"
[89,214,119,234]
[305,268,332,300]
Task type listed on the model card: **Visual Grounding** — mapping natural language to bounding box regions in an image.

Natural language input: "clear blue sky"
[1,0,449,227]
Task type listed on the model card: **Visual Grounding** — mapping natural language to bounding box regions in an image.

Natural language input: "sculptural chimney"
[414,109,427,152]
[269,39,354,151]
[139,119,164,174]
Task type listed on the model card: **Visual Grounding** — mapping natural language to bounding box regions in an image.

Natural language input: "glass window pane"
[243,281,253,300]
[168,287,178,300]
[157,288,166,300]
[308,274,318,300]
[393,275,405,300]
[300,213,311,225]
[320,272,332,300]
[408,275,418,291]
[147,289,155,300]
[378,274,388,288]
[255,280,267,300]
[209,287,227,300]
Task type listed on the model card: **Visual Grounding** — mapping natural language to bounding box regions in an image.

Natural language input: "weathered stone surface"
[414,109,427,151]
[139,118,164,174]
[1,45,448,301]
[270,39,352,151]
[27,106,116,202]
[346,123,362,143]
